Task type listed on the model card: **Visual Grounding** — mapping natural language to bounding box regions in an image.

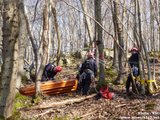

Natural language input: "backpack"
[45,63,55,73]
[82,69,94,80]
[83,60,92,70]
[132,66,139,77]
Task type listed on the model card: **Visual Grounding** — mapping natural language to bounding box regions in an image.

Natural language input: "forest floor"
[18,61,160,120]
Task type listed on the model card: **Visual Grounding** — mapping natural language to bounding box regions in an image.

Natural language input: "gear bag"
[80,69,94,80]
[132,66,139,77]
[83,60,92,70]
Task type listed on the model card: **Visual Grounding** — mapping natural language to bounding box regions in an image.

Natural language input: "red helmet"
[87,52,94,58]
[54,66,62,72]
[130,47,139,52]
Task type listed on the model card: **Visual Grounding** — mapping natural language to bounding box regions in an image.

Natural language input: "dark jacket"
[41,63,57,81]
[128,53,139,68]
[128,53,140,76]
[79,58,97,77]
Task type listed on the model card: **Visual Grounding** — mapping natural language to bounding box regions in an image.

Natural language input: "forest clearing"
[1,0,160,119]
[17,56,160,120]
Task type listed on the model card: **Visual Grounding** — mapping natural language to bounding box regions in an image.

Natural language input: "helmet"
[130,47,139,52]
[87,52,94,58]
[54,66,62,72]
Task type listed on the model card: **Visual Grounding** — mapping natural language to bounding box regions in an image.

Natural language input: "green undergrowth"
[14,93,31,110]
[96,67,126,91]
[149,51,160,58]
[53,116,70,120]
[105,67,117,77]
[105,67,118,84]
[96,68,118,90]
[52,115,80,120]
[145,103,156,110]
[11,93,32,119]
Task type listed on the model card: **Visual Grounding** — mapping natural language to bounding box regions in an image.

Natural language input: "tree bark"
[0,2,2,72]
[23,4,39,82]
[16,0,28,89]
[133,0,145,94]
[113,0,125,84]
[110,0,118,69]
[0,0,20,118]
[35,1,50,97]
[51,1,61,66]
[80,0,93,45]
[94,0,105,84]
[137,0,151,80]
[159,0,160,51]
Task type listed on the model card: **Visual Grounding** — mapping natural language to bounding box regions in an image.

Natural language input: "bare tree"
[94,0,105,84]
[0,0,2,71]
[23,3,39,82]
[0,0,20,118]
[35,0,50,97]
[80,0,93,45]
[16,0,28,89]
[159,0,160,51]
[110,0,118,69]
[113,0,125,84]
[51,1,61,65]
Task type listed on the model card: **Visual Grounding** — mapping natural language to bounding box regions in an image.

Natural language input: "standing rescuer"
[41,63,62,82]
[126,47,140,95]
[78,52,97,95]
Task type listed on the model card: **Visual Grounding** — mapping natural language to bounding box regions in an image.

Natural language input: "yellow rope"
[146,80,156,83]
[133,76,145,84]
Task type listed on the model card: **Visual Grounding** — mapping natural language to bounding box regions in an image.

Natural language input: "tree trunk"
[159,0,160,51]
[0,0,20,118]
[133,0,145,94]
[80,0,93,45]
[51,1,61,66]
[113,0,125,84]
[149,0,159,92]
[16,0,27,89]
[150,0,155,52]
[137,0,158,94]
[0,2,2,72]
[110,0,118,69]
[35,1,50,97]
[94,0,105,84]
[23,4,39,82]
[137,0,151,80]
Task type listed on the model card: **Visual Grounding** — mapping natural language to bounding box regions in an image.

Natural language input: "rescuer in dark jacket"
[78,52,97,95]
[126,47,140,95]
[41,63,62,82]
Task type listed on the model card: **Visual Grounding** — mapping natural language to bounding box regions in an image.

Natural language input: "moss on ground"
[145,103,156,110]
[11,93,32,119]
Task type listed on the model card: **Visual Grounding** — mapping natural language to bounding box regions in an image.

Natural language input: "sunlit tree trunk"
[0,0,20,118]
[113,0,125,84]
[133,0,145,94]
[137,0,151,80]
[16,0,27,89]
[150,0,154,52]
[80,0,93,45]
[51,1,61,66]
[35,0,50,97]
[148,0,159,92]
[23,4,39,82]
[110,0,118,69]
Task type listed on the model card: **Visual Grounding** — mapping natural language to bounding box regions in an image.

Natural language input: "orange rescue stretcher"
[19,79,78,96]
